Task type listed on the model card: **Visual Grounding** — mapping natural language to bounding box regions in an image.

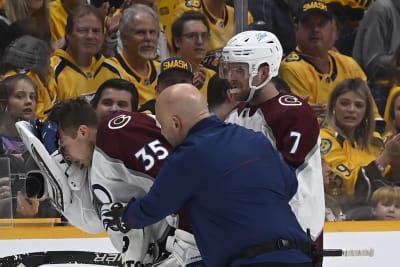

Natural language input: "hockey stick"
[323,248,374,257]
[0,250,123,267]
[0,248,374,267]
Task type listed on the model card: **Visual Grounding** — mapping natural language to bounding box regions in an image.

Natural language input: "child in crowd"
[0,74,59,218]
[371,186,400,220]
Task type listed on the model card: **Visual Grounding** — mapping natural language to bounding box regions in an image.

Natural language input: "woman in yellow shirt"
[320,78,400,214]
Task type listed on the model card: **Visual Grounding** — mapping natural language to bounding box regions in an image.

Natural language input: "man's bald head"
[156,83,210,147]
[156,83,209,120]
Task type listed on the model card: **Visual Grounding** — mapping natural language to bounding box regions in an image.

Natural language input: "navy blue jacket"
[122,116,311,267]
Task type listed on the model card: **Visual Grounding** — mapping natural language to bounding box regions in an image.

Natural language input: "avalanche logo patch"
[278,95,302,106]
[320,138,332,155]
[108,114,132,129]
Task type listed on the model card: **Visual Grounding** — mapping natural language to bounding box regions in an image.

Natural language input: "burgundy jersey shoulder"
[259,93,320,167]
[259,93,317,127]
[96,111,172,177]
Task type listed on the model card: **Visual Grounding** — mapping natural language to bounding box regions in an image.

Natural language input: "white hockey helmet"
[220,30,283,102]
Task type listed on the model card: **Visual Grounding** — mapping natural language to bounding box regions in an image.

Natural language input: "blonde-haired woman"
[320,78,400,215]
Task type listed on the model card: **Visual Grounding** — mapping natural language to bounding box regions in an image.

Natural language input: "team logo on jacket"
[278,95,302,106]
[320,138,332,155]
[108,114,131,129]
[185,0,201,8]
[284,52,300,62]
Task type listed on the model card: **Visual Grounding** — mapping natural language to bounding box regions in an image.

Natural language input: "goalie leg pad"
[165,230,202,266]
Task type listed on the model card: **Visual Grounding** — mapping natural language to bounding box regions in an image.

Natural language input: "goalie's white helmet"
[220,30,283,101]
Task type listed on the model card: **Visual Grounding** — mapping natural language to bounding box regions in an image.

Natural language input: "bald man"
[122,84,314,267]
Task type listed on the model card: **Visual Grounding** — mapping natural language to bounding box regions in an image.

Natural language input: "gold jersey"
[280,49,382,120]
[320,127,381,196]
[105,53,160,108]
[49,49,119,102]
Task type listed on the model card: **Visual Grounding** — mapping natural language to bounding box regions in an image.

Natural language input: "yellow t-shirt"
[49,49,120,102]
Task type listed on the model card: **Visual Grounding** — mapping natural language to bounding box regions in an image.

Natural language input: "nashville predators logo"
[284,52,300,62]
[185,0,201,8]
[320,139,332,155]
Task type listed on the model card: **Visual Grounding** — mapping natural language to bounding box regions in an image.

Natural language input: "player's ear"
[258,64,270,80]
[78,125,90,138]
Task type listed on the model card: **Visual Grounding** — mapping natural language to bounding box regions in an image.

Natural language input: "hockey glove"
[101,202,130,233]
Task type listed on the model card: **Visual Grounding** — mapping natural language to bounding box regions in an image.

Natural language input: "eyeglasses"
[181,32,210,42]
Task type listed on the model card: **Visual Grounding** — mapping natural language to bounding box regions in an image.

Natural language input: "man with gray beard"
[105,4,162,111]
